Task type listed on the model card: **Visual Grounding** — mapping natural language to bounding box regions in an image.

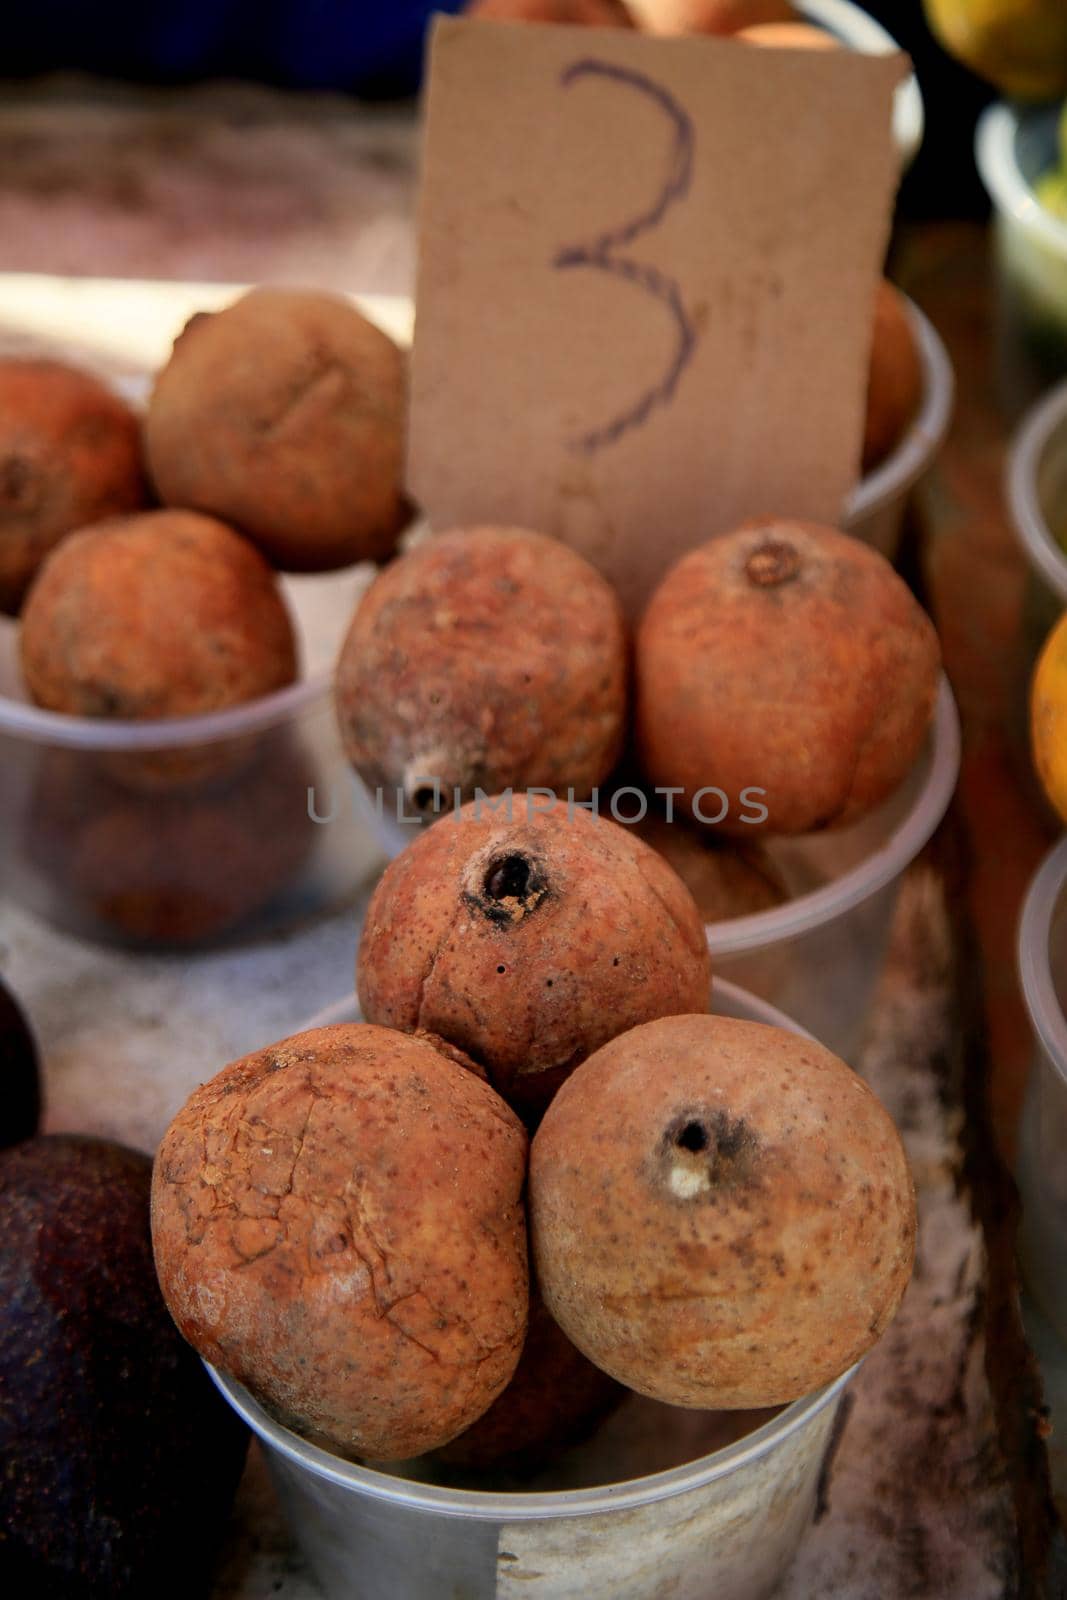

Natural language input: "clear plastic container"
[0,567,384,948]
[208,977,857,1600]
[976,102,1067,416]
[1017,835,1067,1344]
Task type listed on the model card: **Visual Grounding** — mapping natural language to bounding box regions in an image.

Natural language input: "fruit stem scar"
[745,540,801,588]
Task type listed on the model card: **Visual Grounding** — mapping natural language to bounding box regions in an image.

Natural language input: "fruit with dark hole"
[145,288,407,572]
[432,1287,623,1473]
[0,1136,248,1599]
[864,281,923,473]
[357,799,711,1122]
[151,1024,529,1461]
[335,528,627,816]
[0,977,40,1149]
[0,358,147,614]
[530,1013,916,1407]
[635,519,941,835]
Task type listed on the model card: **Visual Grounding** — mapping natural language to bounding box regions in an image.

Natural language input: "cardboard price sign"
[409,18,906,616]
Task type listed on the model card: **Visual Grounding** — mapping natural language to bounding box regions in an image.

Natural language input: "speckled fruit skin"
[864,282,923,473]
[335,527,628,816]
[631,814,786,923]
[635,519,941,836]
[20,508,296,722]
[530,1013,916,1409]
[357,799,711,1123]
[145,288,407,572]
[151,1024,529,1462]
[0,358,147,615]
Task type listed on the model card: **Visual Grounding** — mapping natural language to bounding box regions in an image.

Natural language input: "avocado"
[0,976,40,1149]
[0,1135,248,1598]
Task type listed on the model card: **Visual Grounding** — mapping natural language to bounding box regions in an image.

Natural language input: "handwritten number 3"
[554,60,697,455]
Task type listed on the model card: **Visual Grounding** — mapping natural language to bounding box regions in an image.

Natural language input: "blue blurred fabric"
[3,2,466,94]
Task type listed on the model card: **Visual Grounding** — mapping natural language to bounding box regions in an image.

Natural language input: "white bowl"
[976,101,1067,414]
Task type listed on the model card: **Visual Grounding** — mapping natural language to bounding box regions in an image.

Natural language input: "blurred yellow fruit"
[1031,612,1067,822]
[923,0,1067,101]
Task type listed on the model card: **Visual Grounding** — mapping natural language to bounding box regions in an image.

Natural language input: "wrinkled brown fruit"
[357,800,711,1122]
[151,1024,529,1461]
[20,509,296,726]
[431,1288,623,1473]
[864,281,923,473]
[336,527,628,817]
[531,1012,916,1408]
[0,358,147,614]
[635,518,941,835]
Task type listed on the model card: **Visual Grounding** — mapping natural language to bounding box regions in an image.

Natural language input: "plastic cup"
[976,102,1067,416]
[841,298,954,561]
[798,0,924,171]
[1017,835,1067,1344]
[208,977,857,1600]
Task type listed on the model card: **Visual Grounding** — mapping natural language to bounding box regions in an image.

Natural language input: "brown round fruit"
[631,814,786,923]
[466,0,634,20]
[432,1287,622,1474]
[145,289,407,572]
[336,527,628,817]
[642,0,796,34]
[737,20,837,46]
[357,799,711,1122]
[20,509,296,724]
[151,1024,529,1462]
[864,281,923,473]
[635,519,941,835]
[0,358,147,614]
[530,1012,916,1408]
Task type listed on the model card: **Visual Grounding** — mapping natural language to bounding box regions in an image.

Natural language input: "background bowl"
[208,977,856,1600]
[1017,834,1067,1345]
[976,102,1067,416]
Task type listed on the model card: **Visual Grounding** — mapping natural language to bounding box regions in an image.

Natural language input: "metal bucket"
[207,979,857,1600]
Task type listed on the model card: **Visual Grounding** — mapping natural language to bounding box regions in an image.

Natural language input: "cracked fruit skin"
[151,1023,529,1461]
[357,799,712,1124]
[145,288,408,572]
[335,526,628,815]
[1031,610,1067,824]
[530,1013,917,1409]
[922,0,1067,101]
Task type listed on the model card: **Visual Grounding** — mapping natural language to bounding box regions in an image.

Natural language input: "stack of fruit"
[151,802,918,1472]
